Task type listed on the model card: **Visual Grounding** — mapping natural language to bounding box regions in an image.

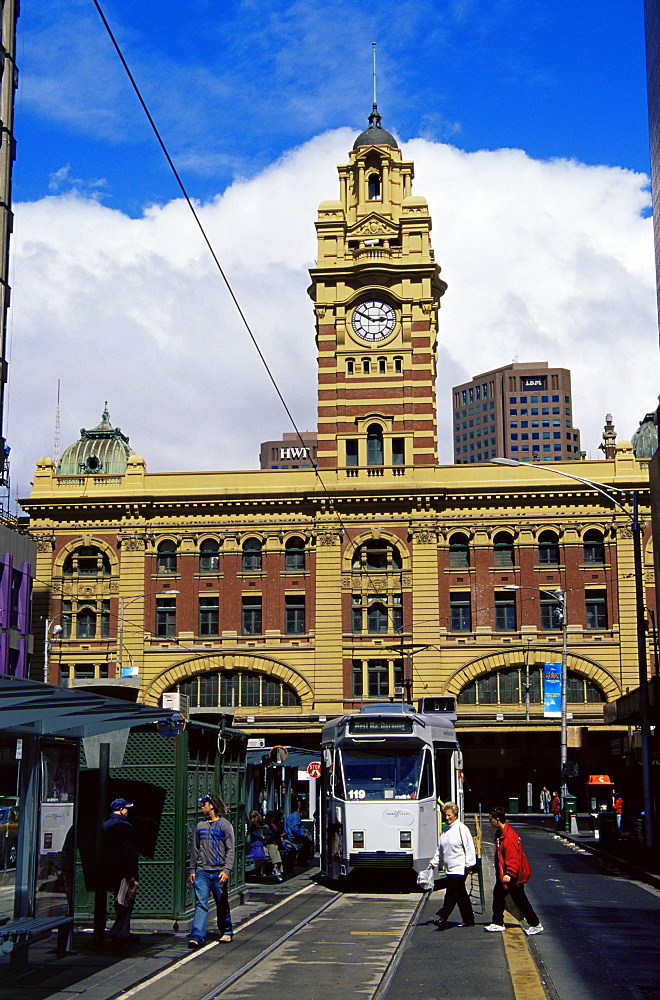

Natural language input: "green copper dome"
[631,412,658,460]
[57,405,134,476]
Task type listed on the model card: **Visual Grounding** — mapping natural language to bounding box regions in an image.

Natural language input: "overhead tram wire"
[90,1,307,464]
[91,3,409,635]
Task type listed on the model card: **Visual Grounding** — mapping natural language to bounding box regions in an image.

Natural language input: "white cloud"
[6,131,657,505]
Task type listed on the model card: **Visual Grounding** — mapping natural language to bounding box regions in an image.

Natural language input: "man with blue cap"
[100,798,139,948]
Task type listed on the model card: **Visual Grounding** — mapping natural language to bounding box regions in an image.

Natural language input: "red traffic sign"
[307,761,322,779]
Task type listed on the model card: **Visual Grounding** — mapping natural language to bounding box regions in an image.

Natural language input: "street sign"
[307,761,322,779]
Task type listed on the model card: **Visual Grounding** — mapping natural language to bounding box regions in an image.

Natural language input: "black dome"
[353,106,398,150]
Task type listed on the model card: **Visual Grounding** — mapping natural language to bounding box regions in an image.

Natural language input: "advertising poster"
[543,662,563,718]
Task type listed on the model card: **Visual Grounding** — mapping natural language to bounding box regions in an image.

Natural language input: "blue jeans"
[190,870,233,943]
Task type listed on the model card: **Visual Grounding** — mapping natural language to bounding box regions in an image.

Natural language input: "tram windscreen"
[339,748,429,800]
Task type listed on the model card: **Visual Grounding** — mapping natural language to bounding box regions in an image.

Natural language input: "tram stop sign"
[307,761,322,779]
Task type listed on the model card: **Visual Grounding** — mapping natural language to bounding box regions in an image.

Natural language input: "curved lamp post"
[492,457,654,848]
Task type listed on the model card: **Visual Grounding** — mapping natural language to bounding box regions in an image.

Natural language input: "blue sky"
[15,0,650,214]
[7,0,658,503]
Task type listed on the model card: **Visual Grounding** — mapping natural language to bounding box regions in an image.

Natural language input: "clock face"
[351,300,396,342]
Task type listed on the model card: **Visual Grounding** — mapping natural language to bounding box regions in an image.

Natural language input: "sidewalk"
[0,866,317,1000]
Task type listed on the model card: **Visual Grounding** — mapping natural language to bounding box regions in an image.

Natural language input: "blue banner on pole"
[543,662,562,718]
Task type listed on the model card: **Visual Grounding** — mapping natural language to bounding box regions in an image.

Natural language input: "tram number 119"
[347,789,366,799]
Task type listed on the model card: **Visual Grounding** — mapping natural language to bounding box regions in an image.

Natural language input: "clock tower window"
[367,424,384,466]
[362,359,370,374]
[368,172,381,200]
[378,357,386,374]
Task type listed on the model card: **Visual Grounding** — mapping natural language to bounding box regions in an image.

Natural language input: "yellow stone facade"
[21,119,656,799]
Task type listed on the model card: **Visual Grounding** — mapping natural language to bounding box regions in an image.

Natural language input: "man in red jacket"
[484,805,543,936]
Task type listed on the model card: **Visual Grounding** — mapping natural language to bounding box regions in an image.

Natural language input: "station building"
[21,109,656,807]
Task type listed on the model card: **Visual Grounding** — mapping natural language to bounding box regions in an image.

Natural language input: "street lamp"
[504,585,568,793]
[43,616,64,683]
[492,457,654,848]
[118,590,179,678]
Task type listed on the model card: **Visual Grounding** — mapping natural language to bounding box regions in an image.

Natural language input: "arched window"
[171,671,301,709]
[352,540,403,571]
[368,172,381,199]
[458,668,604,706]
[378,357,386,373]
[242,538,262,572]
[200,539,219,574]
[62,546,111,577]
[285,537,305,572]
[367,600,389,634]
[157,540,177,574]
[367,424,384,466]
[493,532,514,568]
[449,533,470,569]
[76,607,96,639]
[583,529,605,564]
[538,531,560,565]
[347,358,355,375]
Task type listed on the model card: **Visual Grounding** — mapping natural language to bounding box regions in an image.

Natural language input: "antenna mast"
[53,379,61,464]
[372,41,377,109]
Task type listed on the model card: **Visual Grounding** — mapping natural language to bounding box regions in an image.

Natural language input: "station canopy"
[246,746,321,771]
[0,675,184,738]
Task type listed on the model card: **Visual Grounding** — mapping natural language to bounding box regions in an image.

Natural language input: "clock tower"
[309,106,447,472]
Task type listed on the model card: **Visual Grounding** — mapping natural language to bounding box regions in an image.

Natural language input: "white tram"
[320,698,463,880]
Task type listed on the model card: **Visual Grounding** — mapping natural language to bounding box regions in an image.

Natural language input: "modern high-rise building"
[451,362,582,464]
[259,431,317,469]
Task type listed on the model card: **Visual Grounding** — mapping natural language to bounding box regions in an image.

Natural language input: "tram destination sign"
[348,717,414,735]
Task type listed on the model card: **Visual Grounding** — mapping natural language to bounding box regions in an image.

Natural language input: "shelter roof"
[0,675,183,738]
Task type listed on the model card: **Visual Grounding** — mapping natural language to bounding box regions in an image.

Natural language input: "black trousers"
[492,879,539,927]
[436,873,474,925]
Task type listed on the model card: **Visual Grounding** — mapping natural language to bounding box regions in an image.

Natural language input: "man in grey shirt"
[189,793,235,947]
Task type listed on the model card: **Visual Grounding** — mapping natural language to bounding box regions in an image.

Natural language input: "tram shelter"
[0,675,186,966]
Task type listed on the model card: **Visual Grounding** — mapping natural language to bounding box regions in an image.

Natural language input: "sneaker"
[188,939,202,948]
[219,934,233,943]
[458,922,475,927]
[525,924,544,936]
[431,919,447,931]
[484,923,506,932]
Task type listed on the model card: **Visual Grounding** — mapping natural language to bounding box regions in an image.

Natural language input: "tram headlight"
[400,831,412,848]
[352,831,364,848]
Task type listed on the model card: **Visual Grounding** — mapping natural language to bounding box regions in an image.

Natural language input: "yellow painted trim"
[502,926,548,1000]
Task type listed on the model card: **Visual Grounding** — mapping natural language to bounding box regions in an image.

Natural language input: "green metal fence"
[75,719,246,922]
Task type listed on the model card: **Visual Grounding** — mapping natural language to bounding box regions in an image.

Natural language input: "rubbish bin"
[563,794,577,834]
[508,796,519,814]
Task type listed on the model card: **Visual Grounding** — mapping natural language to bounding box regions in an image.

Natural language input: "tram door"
[452,750,465,819]
[434,745,455,830]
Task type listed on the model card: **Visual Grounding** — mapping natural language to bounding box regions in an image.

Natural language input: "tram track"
[197,889,343,1000]
[119,882,423,1000]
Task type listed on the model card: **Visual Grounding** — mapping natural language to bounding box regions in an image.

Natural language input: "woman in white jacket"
[426,801,476,930]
